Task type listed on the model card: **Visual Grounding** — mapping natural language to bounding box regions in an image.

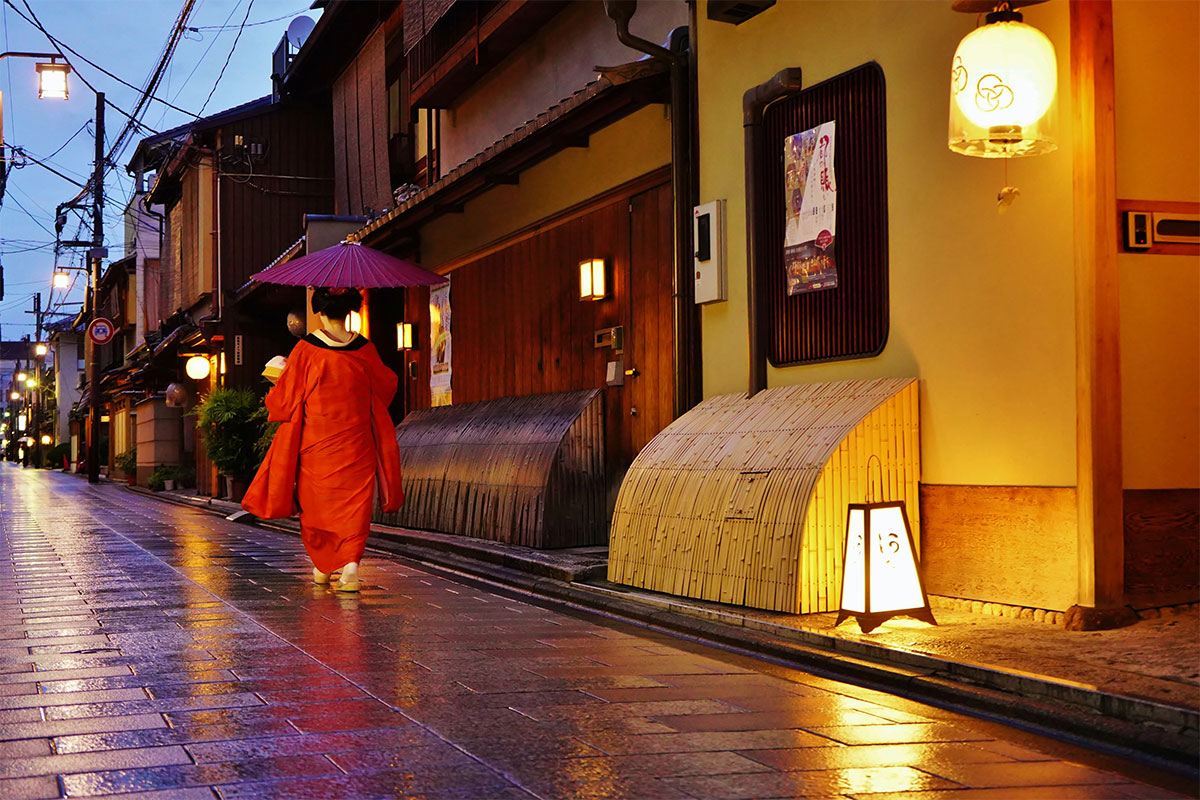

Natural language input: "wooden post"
[1068,0,1133,629]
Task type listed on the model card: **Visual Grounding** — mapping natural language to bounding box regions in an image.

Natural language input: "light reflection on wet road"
[0,465,1192,799]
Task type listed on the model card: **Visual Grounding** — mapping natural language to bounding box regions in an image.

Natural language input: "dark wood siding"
[333,26,391,215]
[426,179,674,475]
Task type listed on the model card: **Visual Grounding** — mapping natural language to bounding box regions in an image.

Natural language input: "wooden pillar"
[1069,0,1130,626]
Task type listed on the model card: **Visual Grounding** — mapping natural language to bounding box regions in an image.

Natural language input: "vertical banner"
[784,121,838,295]
[429,279,452,406]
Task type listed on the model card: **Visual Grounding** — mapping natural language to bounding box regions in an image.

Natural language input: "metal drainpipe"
[743,68,802,398]
[602,0,696,418]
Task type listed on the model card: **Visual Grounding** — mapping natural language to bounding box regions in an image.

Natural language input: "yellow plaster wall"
[696,1,1076,487]
[420,105,671,268]
[1113,0,1200,490]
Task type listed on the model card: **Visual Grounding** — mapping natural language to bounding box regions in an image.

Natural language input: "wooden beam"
[1070,0,1125,611]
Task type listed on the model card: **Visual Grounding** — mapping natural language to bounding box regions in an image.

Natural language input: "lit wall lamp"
[35,343,47,356]
[9,391,19,401]
[52,271,70,289]
[836,461,936,633]
[35,60,70,100]
[949,0,1057,159]
[185,355,211,380]
[40,434,51,445]
[396,322,415,351]
[16,371,26,383]
[345,310,363,334]
[17,414,26,431]
[579,258,607,301]
[24,377,36,388]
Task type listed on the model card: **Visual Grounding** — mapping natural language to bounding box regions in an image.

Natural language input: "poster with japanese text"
[429,280,452,407]
[783,121,838,295]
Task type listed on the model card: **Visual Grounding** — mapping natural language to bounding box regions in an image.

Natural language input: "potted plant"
[194,388,268,501]
[148,464,177,492]
[115,447,137,485]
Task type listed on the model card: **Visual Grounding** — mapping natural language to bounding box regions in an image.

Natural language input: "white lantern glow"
[579,258,607,301]
[837,501,936,633]
[949,12,1057,158]
[185,355,211,380]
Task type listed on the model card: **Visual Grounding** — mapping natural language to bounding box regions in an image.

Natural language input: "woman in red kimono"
[243,287,403,592]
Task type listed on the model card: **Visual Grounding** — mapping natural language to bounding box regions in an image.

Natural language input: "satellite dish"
[286,16,315,50]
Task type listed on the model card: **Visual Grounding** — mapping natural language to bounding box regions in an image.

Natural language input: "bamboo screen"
[378,388,606,548]
[608,378,919,614]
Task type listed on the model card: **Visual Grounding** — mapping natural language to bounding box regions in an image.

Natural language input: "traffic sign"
[87,317,116,345]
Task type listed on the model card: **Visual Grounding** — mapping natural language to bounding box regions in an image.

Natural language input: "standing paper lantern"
[948,1,1057,158]
[837,499,936,633]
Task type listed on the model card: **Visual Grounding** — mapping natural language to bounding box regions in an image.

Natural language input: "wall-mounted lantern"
[16,372,27,383]
[579,258,607,301]
[345,310,363,334]
[24,377,37,388]
[836,500,937,633]
[9,391,19,401]
[35,61,70,100]
[949,0,1057,159]
[185,355,211,380]
[40,434,51,445]
[396,322,415,351]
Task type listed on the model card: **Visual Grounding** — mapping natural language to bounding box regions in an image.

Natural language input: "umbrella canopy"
[250,240,448,288]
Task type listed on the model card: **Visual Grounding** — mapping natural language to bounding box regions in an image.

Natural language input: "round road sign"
[87,317,116,345]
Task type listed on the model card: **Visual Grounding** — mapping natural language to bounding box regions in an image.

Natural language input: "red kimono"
[242,333,403,573]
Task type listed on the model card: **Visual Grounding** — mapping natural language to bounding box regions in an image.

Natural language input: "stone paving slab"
[0,466,1195,800]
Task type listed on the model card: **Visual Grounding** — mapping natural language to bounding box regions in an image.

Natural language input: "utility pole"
[87,92,104,484]
[32,292,41,468]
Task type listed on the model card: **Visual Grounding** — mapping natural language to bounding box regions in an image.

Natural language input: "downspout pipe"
[603,0,697,418]
[743,68,802,398]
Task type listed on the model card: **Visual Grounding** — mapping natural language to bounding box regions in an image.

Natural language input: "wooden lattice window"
[756,62,888,366]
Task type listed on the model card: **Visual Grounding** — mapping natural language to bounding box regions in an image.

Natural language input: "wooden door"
[622,183,675,460]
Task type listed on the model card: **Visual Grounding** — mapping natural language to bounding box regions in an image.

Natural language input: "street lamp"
[34,61,69,100]
[34,343,47,356]
[52,271,70,289]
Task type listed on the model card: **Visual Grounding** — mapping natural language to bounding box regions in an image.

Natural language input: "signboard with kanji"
[87,317,116,345]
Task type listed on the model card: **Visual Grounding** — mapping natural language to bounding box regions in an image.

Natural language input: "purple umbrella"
[250,240,448,288]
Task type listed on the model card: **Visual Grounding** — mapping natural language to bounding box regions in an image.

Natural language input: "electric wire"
[197,0,253,117]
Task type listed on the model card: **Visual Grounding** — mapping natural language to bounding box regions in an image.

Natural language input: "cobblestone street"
[0,465,1192,800]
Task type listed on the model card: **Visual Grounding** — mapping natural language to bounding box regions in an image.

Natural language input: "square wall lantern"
[836,500,937,633]
[36,62,70,100]
[396,322,415,351]
[579,258,607,301]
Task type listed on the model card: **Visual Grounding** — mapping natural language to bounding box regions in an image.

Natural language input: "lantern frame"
[579,258,607,301]
[836,500,937,633]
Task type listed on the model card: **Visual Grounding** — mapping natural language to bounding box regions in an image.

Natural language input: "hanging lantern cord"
[866,454,886,503]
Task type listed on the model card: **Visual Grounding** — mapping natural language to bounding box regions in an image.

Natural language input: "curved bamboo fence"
[608,378,919,613]
[378,389,606,548]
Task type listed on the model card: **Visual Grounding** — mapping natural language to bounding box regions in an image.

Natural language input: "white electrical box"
[693,199,727,304]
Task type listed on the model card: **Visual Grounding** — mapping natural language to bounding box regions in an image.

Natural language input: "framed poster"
[429,279,452,406]
[783,120,838,295]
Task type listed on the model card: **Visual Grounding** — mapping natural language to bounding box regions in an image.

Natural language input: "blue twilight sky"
[0,0,322,341]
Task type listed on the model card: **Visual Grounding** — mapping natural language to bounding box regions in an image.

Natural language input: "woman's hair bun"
[311,286,363,318]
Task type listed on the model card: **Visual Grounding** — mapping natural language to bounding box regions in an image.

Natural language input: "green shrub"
[194,389,267,480]
[148,464,172,492]
[45,442,71,469]
[115,447,137,477]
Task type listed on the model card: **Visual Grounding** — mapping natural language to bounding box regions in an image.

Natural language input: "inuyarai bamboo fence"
[608,378,920,614]
[378,389,606,548]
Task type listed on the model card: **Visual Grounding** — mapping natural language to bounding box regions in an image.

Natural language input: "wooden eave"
[357,67,669,252]
[409,0,568,109]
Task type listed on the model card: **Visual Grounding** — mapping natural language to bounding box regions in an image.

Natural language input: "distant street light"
[52,271,70,289]
[10,391,19,401]
[16,372,26,383]
[35,343,47,356]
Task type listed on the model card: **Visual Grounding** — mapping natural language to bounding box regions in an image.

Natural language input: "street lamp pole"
[87,91,104,484]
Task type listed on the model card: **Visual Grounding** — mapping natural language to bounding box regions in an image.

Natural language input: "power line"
[189,6,305,31]
[197,0,253,117]
[5,0,196,122]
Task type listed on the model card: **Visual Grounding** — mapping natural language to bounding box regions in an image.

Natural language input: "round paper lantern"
[185,356,211,380]
[949,13,1057,158]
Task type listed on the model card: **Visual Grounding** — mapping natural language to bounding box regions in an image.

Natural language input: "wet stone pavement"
[0,465,1193,800]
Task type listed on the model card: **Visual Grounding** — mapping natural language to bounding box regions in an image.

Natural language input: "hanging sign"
[429,280,452,407]
[87,317,116,345]
[783,121,838,295]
